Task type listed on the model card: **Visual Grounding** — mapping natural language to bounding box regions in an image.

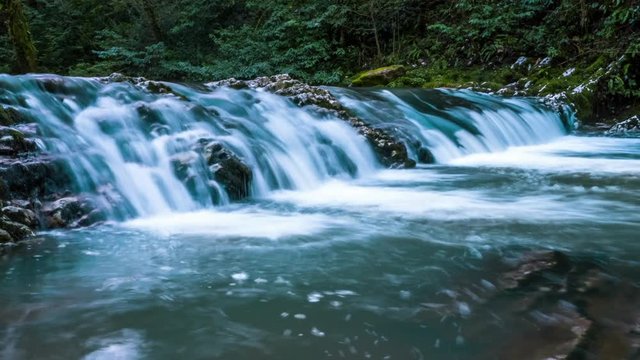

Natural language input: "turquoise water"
[2,136,639,359]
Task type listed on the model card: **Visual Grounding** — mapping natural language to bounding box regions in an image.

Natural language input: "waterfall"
[0,75,378,218]
[331,87,572,163]
[0,75,573,220]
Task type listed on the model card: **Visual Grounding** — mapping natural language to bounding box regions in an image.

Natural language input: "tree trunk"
[141,0,163,43]
[2,0,37,73]
[368,2,382,60]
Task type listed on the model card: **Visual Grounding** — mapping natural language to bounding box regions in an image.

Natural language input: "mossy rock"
[567,91,594,122]
[0,107,24,126]
[350,65,406,87]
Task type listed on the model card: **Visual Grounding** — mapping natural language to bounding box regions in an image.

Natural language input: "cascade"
[0,75,572,220]
[331,87,571,163]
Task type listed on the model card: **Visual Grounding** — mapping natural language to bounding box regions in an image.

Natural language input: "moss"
[567,91,594,121]
[350,65,406,87]
[350,55,637,125]
[388,76,428,88]
[0,106,24,126]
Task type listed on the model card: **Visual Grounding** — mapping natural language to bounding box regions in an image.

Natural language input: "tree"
[1,0,37,73]
[139,0,163,43]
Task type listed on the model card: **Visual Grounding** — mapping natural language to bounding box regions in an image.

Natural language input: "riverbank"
[348,54,640,132]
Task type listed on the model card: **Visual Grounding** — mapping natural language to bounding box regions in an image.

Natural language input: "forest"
[0,0,639,121]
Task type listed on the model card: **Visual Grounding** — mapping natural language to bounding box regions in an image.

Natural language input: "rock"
[350,65,406,87]
[203,142,252,200]
[102,73,186,99]
[417,147,435,164]
[0,106,25,126]
[510,56,533,72]
[0,126,38,155]
[0,156,73,200]
[170,142,253,201]
[42,196,103,228]
[0,228,13,243]
[207,74,415,168]
[500,250,570,290]
[607,115,640,136]
[1,206,37,227]
[496,300,592,360]
[0,218,34,240]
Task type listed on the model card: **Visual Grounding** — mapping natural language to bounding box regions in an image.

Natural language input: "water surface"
[2,135,639,359]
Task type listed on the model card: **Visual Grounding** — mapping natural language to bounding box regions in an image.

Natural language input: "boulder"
[0,218,34,240]
[0,156,73,200]
[204,142,252,200]
[1,206,38,227]
[170,142,253,201]
[42,196,104,228]
[0,228,13,243]
[350,65,406,87]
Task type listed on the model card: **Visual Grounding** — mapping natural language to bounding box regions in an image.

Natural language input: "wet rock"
[0,228,12,243]
[607,115,640,136]
[42,196,104,228]
[0,106,25,126]
[500,250,571,290]
[510,56,533,72]
[350,65,406,87]
[417,147,435,164]
[171,142,253,201]
[496,301,592,360]
[170,151,200,197]
[1,206,37,227]
[0,126,38,155]
[0,156,73,200]
[208,74,415,168]
[0,218,34,240]
[570,268,640,359]
[209,78,250,90]
[102,73,186,99]
[203,142,252,200]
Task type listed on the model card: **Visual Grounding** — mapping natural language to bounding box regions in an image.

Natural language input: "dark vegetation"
[0,0,639,122]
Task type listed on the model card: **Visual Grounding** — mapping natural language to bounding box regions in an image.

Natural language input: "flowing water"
[1,76,639,359]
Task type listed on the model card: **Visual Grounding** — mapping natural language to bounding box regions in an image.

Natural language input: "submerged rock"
[208,74,415,168]
[500,250,571,290]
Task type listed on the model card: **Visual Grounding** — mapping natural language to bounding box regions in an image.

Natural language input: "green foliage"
[0,0,636,98]
[2,0,37,73]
